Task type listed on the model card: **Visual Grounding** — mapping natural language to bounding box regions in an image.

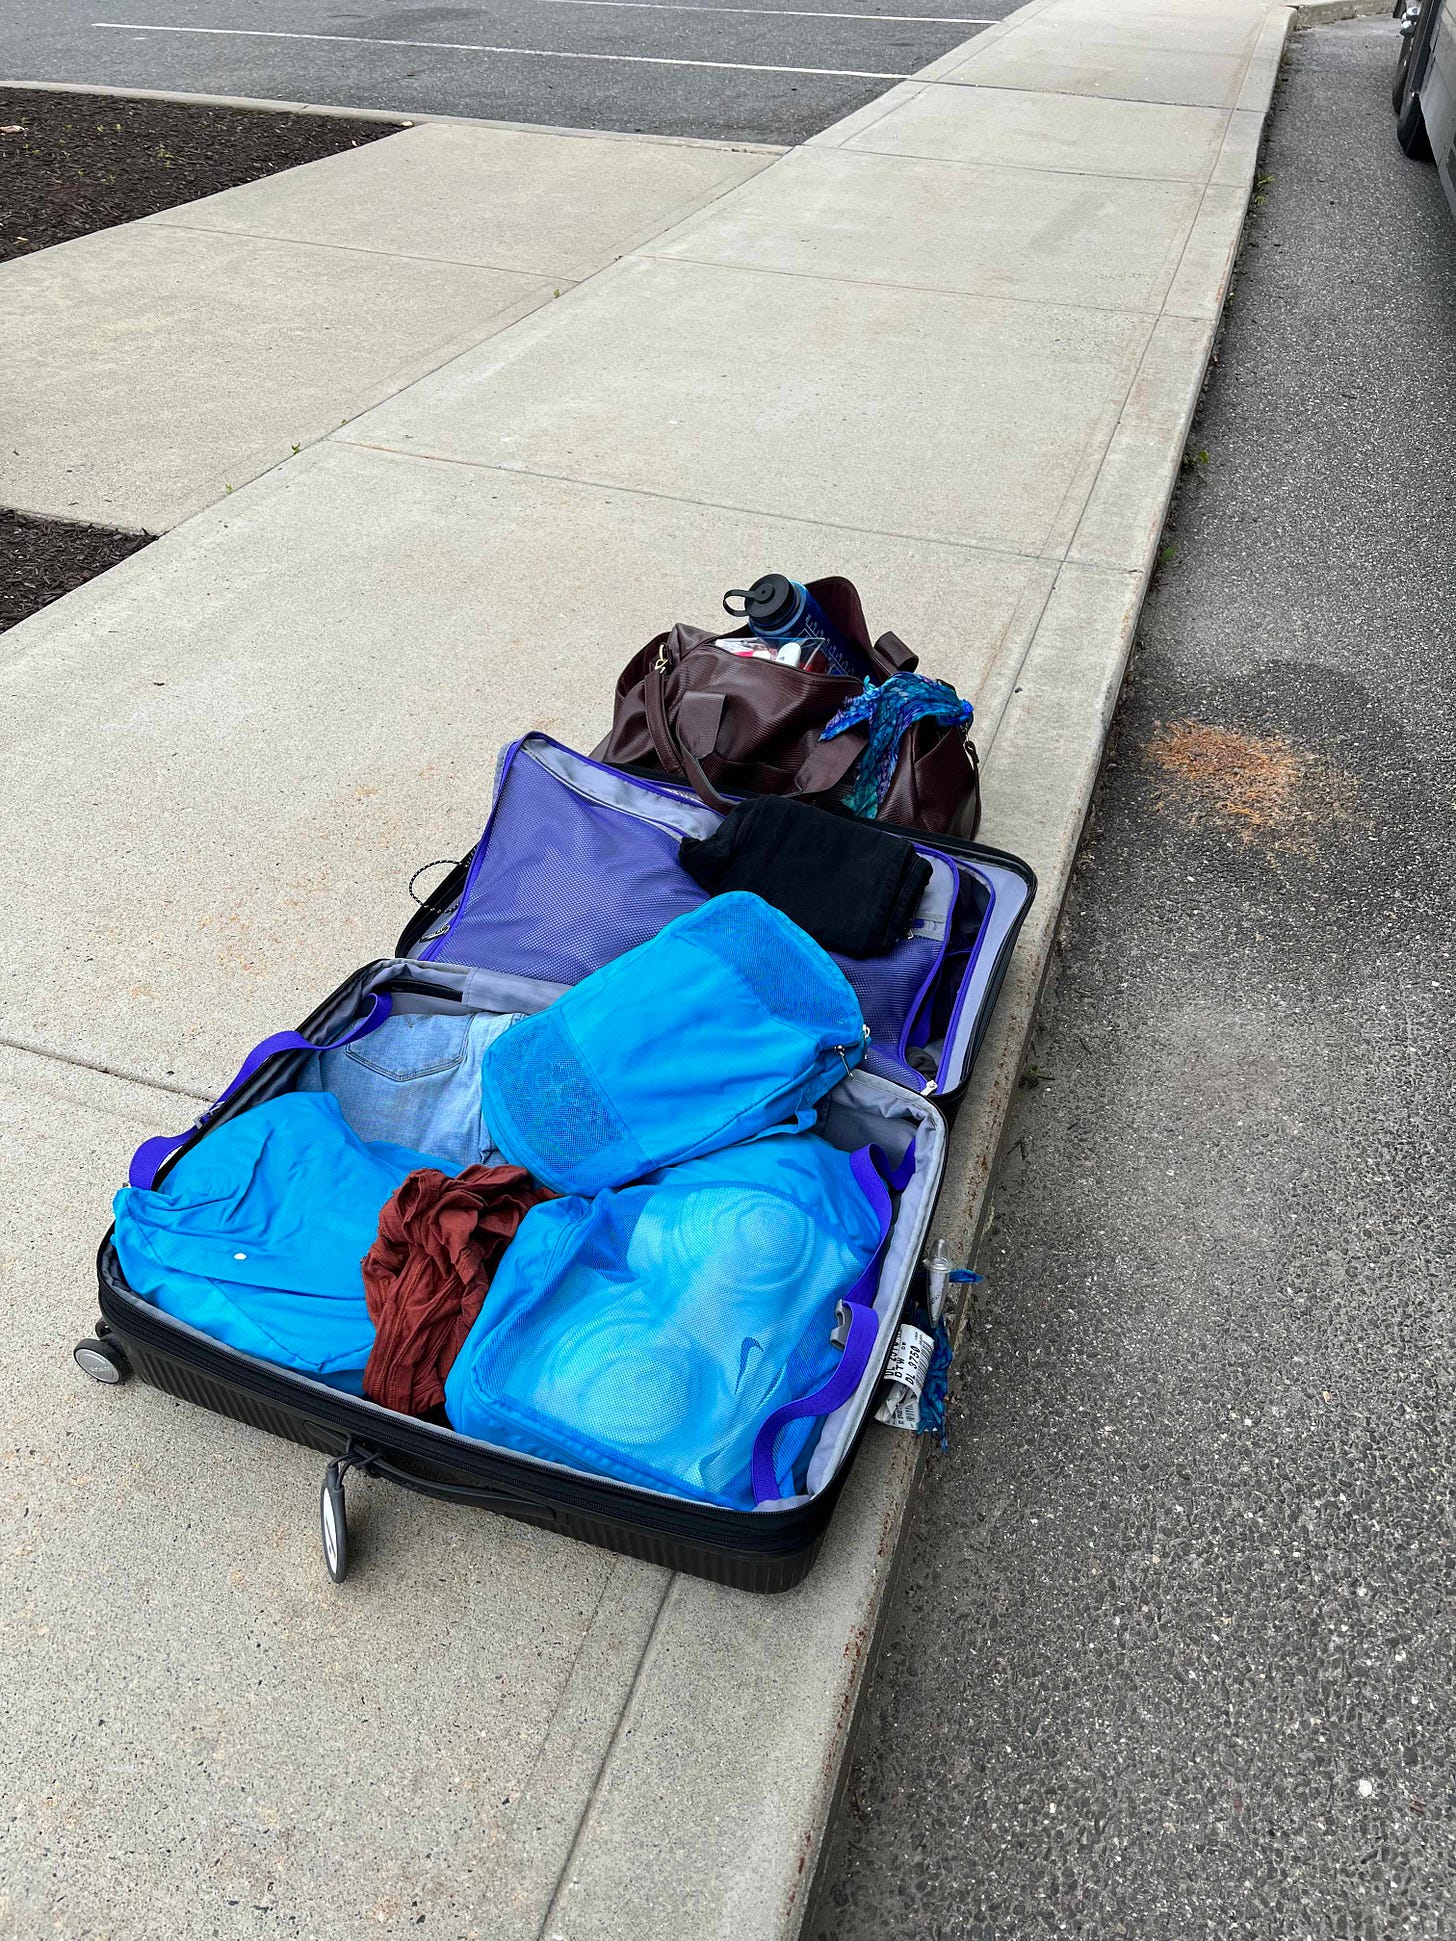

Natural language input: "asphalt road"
[813,19,1456,1939]
[1,0,1014,142]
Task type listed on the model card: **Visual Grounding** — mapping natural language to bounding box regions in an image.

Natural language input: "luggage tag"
[875,1239,978,1434]
[876,1322,936,1431]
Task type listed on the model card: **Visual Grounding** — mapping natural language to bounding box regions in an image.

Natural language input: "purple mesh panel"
[422,751,703,982]
[423,743,947,1066]
[842,936,940,1059]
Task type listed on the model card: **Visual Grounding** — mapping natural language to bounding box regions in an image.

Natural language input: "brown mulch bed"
[1,88,401,629]
[0,510,155,634]
[0,85,400,264]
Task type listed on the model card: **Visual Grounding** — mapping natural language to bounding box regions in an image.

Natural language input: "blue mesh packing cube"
[443,1131,884,1507]
[478,893,867,1196]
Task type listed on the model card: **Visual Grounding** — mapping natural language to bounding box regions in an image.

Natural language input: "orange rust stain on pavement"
[1145,719,1357,852]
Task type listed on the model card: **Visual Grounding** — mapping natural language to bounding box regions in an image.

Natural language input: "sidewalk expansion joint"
[147,215,587,280]
[796,141,1236,190]
[334,439,1063,567]
[630,245,1171,319]
[536,1574,678,1941]
[0,1033,215,1106]
[922,77,1245,109]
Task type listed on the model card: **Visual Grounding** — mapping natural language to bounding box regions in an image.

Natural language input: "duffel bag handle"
[127,991,394,1191]
[643,657,734,813]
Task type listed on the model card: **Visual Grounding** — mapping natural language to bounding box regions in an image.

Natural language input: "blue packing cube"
[443,1130,885,1508]
[112,1092,457,1393]
[478,892,868,1197]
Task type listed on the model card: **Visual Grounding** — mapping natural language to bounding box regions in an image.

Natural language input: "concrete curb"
[792,6,1300,1927]
[0,76,785,152]
[0,75,413,124]
[1294,0,1391,23]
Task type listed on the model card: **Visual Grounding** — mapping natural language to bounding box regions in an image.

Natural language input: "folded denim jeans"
[297,1009,521,1172]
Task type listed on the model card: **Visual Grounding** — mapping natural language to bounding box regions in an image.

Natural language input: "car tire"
[1393,29,1414,109]
[1396,84,1435,157]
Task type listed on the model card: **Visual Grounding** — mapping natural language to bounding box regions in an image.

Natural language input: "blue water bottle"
[723,576,870,678]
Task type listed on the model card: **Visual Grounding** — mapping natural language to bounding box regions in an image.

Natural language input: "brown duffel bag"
[591,576,980,839]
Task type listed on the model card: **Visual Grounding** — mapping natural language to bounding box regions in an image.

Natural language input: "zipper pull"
[833,1025,873,1082]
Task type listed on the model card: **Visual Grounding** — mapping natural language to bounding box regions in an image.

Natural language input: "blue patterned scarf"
[821,674,975,819]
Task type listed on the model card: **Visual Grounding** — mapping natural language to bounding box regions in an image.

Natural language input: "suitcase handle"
[319,1444,559,1580]
[361,1446,560,1520]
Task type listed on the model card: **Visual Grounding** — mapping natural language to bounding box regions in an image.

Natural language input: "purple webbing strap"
[749,1139,916,1506]
[126,992,394,1191]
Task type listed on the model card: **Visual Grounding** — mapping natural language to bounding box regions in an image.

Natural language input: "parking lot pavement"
[812,18,1456,1939]
[3,0,1017,143]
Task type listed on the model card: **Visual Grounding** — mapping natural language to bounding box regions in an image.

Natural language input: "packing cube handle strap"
[126,992,394,1190]
[749,1140,916,1505]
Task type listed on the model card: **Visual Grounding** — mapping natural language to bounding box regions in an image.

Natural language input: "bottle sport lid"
[723,575,802,633]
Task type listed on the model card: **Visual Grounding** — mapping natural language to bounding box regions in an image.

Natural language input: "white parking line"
[431,0,996,21]
[91,22,921,79]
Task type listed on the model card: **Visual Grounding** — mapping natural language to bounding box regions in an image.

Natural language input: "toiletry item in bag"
[444,1130,885,1507]
[478,893,867,1196]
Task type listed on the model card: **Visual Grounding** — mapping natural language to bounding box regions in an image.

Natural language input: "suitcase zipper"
[834,1025,871,1081]
[97,1248,845,1555]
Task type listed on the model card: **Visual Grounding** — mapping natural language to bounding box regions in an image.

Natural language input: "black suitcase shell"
[87,777,1036,1591]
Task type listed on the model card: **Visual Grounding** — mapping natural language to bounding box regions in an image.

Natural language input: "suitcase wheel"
[320,1461,349,1584]
[74,1336,131,1385]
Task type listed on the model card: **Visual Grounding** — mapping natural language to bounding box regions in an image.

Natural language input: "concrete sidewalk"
[0,119,775,530]
[0,4,1292,1936]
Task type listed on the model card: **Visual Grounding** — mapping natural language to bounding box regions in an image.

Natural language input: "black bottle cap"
[723,574,799,630]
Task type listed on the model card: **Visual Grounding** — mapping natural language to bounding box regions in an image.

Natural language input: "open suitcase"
[85,736,1035,1592]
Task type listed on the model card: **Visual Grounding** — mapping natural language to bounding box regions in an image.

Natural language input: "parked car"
[1393,0,1456,216]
